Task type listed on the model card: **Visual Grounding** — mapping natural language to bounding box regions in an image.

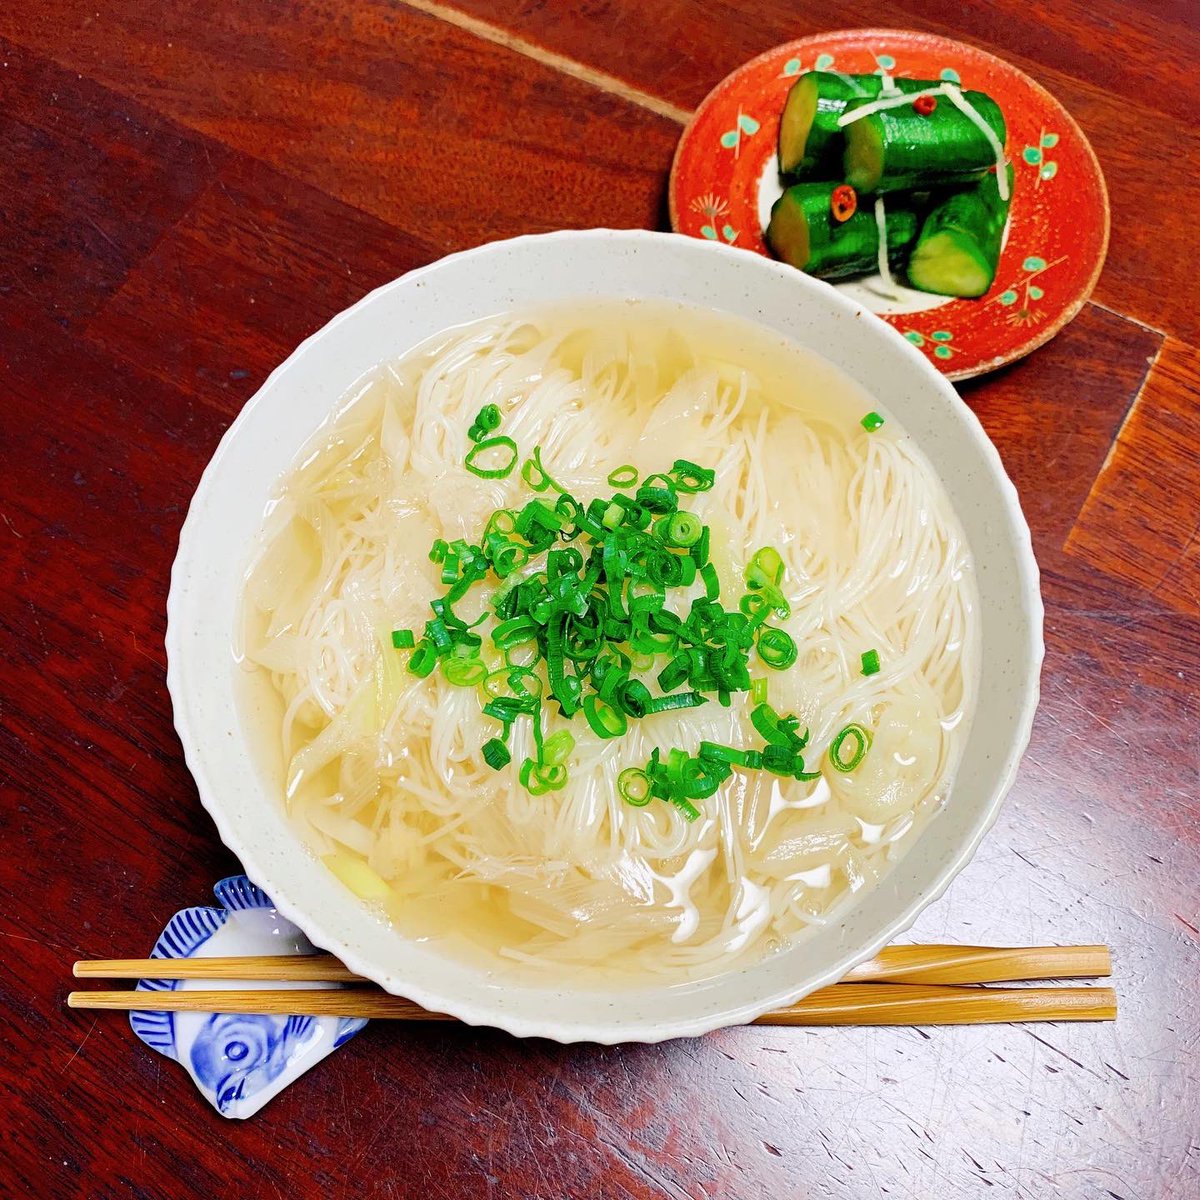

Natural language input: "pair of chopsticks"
[68,944,1116,1026]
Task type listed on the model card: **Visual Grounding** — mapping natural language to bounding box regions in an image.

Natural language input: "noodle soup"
[240,301,977,984]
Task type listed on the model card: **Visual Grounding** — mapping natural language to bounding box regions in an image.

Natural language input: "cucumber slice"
[908,165,1015,298]
[778,73,822,176]
[778,73,941,179]
[766,184,920,280]
[843,90,1006,193]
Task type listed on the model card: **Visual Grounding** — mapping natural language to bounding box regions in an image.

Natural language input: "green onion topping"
[392,418,843,816]
[406,640,439,678]
[757,627,798,670]
[482,738,511,769]
[829,723,872,772]
[464,436,519,479]
[861,649,881,676]
[618,767,652,806]
[861,411,885,432]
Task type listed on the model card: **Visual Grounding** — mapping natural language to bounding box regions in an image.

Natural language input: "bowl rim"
[166,228,1044,1043]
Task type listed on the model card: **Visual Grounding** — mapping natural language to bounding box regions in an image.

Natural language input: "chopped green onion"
[442,655,488,687]
[750,677,768,706]
[793,756,822,782]
[700,562,720,600]
[861,411,885,432]
[750,702,806,749]
[391,629,415,649]
[541,729,576,767]
[669,459,716,493]
[661,511,702,548]
[474,404,501,434]
[861,649,881,676]
[481,738,511,769]
[519,757,567,795]
[671,797,701,822]
[583,693,627,739]
[618,767,652,807]
[761,744,796,774]
[618,679,653,717]
[521,445,563,493]
[464,436,518,479]
[406,639,438,678]
[484,509,517,537]
[830,723,872,772]
[635,474,678,514]
[642,691,706,714]
[698,741,752,766]
[757,627,798,670]
[607,465,639,488]
[656,651,691,693]
[745,546,785,590]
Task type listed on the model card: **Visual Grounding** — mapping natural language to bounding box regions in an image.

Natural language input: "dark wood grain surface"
[1,3,1196,1197]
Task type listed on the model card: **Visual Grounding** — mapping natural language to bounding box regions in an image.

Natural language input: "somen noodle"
[239,301,977,983]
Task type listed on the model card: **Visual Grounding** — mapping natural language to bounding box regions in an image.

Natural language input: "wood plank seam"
[1086,297,1167,338]
[1072,335,1164,514]
[394,0,693,124]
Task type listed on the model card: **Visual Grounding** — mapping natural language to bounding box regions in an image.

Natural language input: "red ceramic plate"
[669,29,1110,380]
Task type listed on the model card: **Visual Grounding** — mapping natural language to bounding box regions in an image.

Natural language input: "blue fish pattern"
[129,875,367,1118]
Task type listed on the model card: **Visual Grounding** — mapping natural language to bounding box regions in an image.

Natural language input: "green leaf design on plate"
[998,290,1018,306]
[876,54,896,70]
[1041,161,1058,180]
[1040,132,1060,148]
[904,331,925,346]
[1028,285,1045,301]
[722,224,737,243]
[737,113,760,135]
[931,330,953,342]
[1023,256,1046,271]
[720,130,739,149]
[700,225,718,240]
[814,53,835,70]
[1023,146,1042,165]
[934,345,953,359]
[940,67,961,83]
[782,57,802,76]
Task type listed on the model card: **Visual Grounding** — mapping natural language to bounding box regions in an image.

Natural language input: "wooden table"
[2,3,1196,1196]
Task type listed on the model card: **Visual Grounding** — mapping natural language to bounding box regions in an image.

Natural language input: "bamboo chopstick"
[73,943,1112,987]
[73,954,362,983]
[842,943,1112,985]
[66,982,1117,1026]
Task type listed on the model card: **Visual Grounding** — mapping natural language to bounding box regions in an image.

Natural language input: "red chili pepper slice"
[913,94,938,116]
[830,184,857,223]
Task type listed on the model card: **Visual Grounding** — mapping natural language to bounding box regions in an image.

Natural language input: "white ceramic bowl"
[167,229,1043,1043]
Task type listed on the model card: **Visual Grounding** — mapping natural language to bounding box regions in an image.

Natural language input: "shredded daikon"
[829,69,871,97]
[836,84,948,126]
[942,84,1010,200]
[874,196,899,299]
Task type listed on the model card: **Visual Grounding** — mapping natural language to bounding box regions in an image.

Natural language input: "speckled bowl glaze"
[166,229,1043,1044]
